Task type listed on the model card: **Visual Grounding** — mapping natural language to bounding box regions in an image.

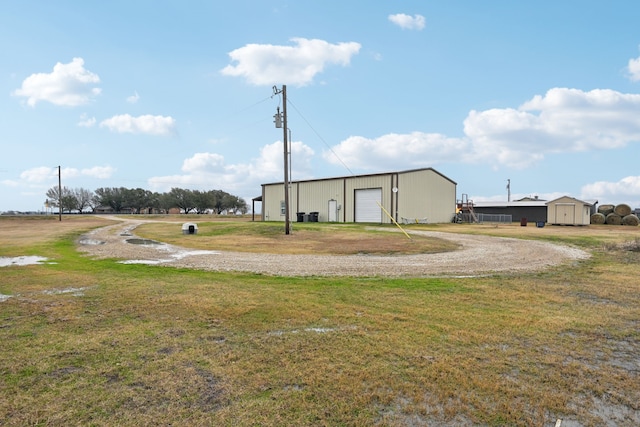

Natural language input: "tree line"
[45,186,249,214]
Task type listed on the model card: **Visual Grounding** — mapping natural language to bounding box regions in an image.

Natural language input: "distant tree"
[45,186,75,213]
[87,185,246,215]
[156,192,174,213]
[88,193,101,212]
[125,188,153,214]
[94,187,127,213]
[45,187,61,210]
[213,191,247,214]
[147,191,163,213]
[210,190,226,214]
[191,190,212,214]
[168,188,196,214]
[230,195,248,214]
[72,188,94,213]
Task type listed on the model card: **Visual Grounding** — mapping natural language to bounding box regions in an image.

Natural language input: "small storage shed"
[546,196,593,225]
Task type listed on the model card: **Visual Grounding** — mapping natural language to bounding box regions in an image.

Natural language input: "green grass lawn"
[1,217,639,426]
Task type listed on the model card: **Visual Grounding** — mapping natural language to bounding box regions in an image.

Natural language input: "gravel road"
[77,219,590,277]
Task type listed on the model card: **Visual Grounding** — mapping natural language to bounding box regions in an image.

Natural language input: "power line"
[286,97,354,176]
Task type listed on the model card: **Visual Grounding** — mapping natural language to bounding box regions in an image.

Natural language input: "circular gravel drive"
[77,219,590,277]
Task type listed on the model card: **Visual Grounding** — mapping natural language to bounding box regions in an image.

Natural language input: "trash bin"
[520,218,527,227]
[536,221,545,228]
[296,212,305,222]
[309,212,319,222]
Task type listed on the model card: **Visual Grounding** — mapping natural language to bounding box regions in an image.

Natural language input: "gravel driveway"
[77,219,590,277]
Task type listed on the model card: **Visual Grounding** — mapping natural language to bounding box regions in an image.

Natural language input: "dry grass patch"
[0,215,111,255]
[1,216,639,426]
[135,221,459,255]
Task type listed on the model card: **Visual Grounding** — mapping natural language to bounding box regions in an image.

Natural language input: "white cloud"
[148,140,315,198]
[127,91,140,103]
[0,179,19,188]
[16,165,114,187]
[77,113,96,127]
[100,114,176,136]
[388,13,426,30]
[182,153,225,173]
[628,57,640,82]
[325,87,640,173]
[12,57,101,107]
[81,165,115,179]
[581,176,640,205]
[20,167,57,183]
[324,132,467,171]
[220,37,361,86]
[465,88,640,167]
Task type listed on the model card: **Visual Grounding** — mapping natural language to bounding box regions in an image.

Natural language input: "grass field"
[1,215,639,426]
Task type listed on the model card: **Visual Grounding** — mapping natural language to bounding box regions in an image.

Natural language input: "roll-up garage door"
[355,188,382,223]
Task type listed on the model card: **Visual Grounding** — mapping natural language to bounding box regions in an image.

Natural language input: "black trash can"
[296,212,305,222]
[309,212,319,222]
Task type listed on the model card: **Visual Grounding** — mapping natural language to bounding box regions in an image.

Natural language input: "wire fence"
[477,213,512,223]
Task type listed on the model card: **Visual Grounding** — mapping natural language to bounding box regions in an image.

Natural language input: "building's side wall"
[344,175,392,223]
[580,205,591,225]
[262,168,457,224]
[397,169,456,223]
[473,206,547,223]
[295,179,344,222]
[262,183,287,222]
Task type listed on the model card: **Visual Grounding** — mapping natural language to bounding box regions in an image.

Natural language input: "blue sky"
[2,1,640,212]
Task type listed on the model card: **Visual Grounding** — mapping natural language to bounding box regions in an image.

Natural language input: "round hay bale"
[605,213,622,225]
[614,203,632,217]
[622,214,640,226]
[590,212,606,224]
[598,204,615,216]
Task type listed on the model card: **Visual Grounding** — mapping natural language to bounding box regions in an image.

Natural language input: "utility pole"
[507,179,511,203]
[273,85,290,235]
[58,165,62,221]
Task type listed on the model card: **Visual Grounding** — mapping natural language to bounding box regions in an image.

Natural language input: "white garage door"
[355,188,382,223]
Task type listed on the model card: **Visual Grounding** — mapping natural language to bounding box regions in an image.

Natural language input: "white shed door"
[556,204,575,224]
[355,188,382,223]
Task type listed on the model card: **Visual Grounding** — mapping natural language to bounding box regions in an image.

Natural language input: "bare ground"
[77,218,590,277]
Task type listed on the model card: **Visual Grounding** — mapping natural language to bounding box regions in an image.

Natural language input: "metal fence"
[477,213,512,223]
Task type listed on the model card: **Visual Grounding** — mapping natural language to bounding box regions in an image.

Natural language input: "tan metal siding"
[397,169,456,223]
[345,175,393,223]
[297,179,343,222]
[262,184,288,221]
[263,168,457,224]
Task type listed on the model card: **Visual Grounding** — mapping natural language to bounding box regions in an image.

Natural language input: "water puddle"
[78,238,105,245]
[0,256,49,267]
[0,286,95,303]
[126,238,162,245]
[120,259,167,265]
[42,286,94,296]
[267,326,356,336]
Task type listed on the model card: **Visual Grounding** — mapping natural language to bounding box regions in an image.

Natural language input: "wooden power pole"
[273,85,290,235]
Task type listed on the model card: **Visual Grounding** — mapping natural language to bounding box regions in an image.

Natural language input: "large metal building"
[261,168,457,224]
